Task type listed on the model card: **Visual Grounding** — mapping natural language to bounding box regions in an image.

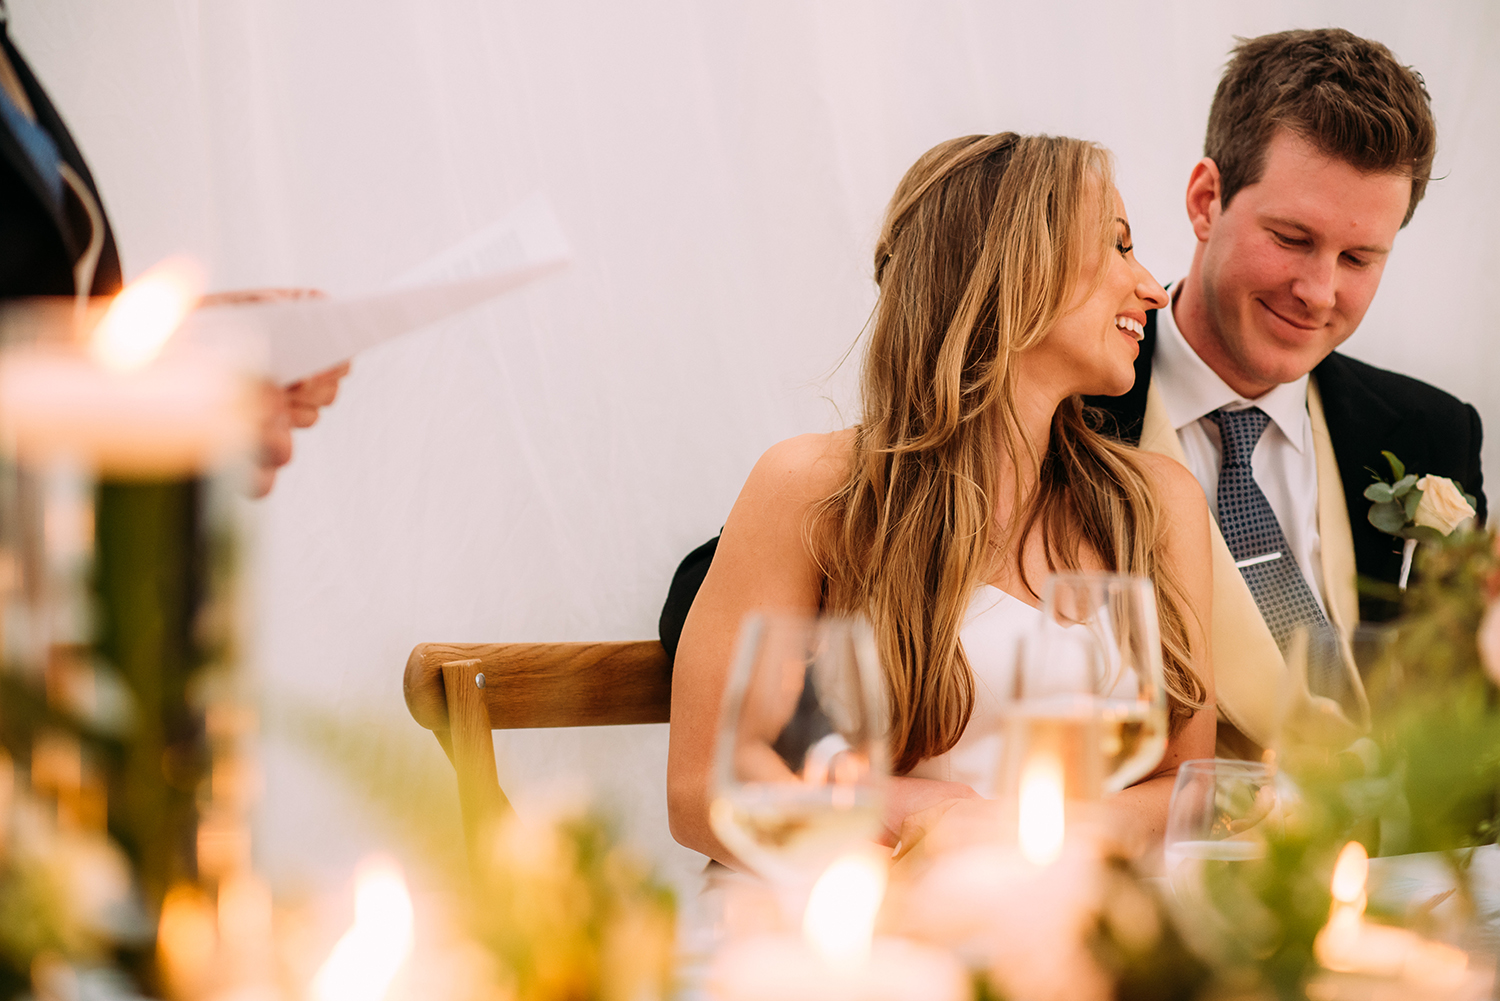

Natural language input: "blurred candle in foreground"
[802,852,887,970]
[709,849,968,1001]
[310,856,415,1001]
[0,256,259,991]
[1017,752,1065,866]
[1313,841,1491,998]
[89,258,204,372]
[0,257,246,476]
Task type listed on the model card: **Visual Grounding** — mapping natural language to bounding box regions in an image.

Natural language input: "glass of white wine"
[708,612,887,887]
[1030,572,1171,794]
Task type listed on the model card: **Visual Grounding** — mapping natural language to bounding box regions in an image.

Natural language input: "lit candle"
[1313,841,1492,999]
[894,759,1111,1000]
[310,855,416,1001]
[1017,751,1066,866]
[0,257,253,924]
[709,851,970,1001]
[0,258,247,476]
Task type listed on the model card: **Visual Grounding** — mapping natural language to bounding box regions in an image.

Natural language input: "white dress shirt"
[1154,287,1328,615]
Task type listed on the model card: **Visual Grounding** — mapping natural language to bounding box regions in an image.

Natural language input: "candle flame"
[90,257,204,372]
[310,855,415,1001]
[1018,753,1066,866]
[1330,841,1368,907]
[156,883,217,999]
[802,851,887,969]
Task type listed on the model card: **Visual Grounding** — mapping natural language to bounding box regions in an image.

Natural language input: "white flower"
[1413,475,1475,536]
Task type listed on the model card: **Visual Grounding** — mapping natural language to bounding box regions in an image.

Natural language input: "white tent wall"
[10,1,1499,893]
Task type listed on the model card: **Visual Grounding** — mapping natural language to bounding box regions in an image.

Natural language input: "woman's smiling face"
[1025,184,1169,400]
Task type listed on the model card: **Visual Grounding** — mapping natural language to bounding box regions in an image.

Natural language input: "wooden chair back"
[403,640,671,871]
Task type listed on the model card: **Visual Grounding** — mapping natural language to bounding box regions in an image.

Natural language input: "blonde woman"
[667,134,1216,864]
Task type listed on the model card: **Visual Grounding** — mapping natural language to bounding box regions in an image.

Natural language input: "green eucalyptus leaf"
[1392,474,1418,496]
[1401,525,1445,545]
[1364,483,1395,503]
[1383,451,1406,481]
[1403,488,1423,521]
[1464,492,1477,509]
[1369,500,1408,535]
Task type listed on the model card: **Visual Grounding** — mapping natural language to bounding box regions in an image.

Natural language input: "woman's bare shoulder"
[1132,451,1207,513]
[741,429,855,506]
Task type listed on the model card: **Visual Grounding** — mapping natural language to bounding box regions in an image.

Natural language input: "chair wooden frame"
[403,640,671,871]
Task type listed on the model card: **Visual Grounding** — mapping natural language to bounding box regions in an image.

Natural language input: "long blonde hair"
[815,134,1207,775]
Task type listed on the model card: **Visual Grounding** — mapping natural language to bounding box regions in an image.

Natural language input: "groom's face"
[1193,130,1411,398]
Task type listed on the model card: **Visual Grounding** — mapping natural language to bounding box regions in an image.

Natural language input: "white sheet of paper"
[177,193,570,383]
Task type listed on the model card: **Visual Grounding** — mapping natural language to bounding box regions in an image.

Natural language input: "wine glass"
[708,612,887,887]
[1029,572,1171,794]
[1162,759,1280,961]
[1163,758,1279,875]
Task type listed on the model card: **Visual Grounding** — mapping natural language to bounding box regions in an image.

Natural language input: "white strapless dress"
[904,584,1034,796]
[904,584,1138,797]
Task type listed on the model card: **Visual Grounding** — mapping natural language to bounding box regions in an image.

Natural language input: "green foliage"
[1185,529,1500,997]
[1364,454,1428,540]
[1382,451,1406,482]
[469,810,676,1001]
[281,703,677,1001]
[1090,857,1213,1001]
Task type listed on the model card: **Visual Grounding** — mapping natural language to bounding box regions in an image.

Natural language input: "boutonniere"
[1365,450,1477,590]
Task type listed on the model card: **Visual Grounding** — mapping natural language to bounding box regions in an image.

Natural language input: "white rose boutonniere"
[1365,451,1477,590]
[1413,474,1476,535]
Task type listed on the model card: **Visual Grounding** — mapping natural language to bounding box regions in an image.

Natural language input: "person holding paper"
[0,5,345,495]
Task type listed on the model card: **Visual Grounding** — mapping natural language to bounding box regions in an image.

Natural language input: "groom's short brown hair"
[1206,28,1436,227]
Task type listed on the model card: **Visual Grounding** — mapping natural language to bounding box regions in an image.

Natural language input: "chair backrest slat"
[404,638,672,874]
[405,640,671,731]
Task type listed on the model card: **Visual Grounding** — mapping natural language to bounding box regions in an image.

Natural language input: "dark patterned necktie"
[1209,406,1349,704]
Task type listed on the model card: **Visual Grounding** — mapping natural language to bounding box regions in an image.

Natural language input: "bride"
[666,133,1216,863]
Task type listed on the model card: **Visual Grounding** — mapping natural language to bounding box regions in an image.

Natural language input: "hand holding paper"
[177,194,569,493]
[177,193,570,383]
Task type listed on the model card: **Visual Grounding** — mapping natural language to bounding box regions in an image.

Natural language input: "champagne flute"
[708,612,887,886]
[1035,572,1171,793]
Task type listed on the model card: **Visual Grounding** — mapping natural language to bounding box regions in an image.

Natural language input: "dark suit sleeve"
[658,534,720,666]
[1464,403,1486,526]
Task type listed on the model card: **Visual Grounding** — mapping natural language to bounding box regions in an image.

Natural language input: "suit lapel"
[1308,378,1369,722]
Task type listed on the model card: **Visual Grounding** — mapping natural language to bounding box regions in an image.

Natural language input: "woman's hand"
[880,775,981,851]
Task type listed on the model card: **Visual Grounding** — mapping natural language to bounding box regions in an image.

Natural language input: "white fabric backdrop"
[11,0,1499,893]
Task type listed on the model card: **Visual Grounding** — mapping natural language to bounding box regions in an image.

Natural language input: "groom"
[1082,28,1483,756]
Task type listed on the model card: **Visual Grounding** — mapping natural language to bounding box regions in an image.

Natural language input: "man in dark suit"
[0,6,120,298]
[0,6,346,494]
[661,28,1485,754]
[1077,28,1483,752]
